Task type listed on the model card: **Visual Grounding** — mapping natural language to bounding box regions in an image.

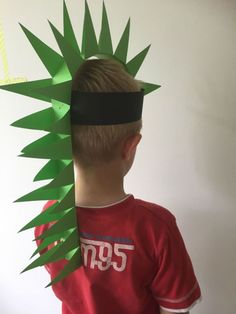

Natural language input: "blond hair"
[71,59,142,168]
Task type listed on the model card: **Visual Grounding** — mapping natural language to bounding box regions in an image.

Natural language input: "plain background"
[0,0,235,313]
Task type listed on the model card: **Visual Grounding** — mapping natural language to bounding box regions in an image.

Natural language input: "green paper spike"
[49,22,84,77]
[0,79,52,102]
[21,133,72,160]
[63,1,80,53]
[114,19,130,63]
[99,2,113,55]
[45,248,81,287]
[11,108,55,131]
[31,229,72,258]
[14,184,73,203]
[82,0,99,58]
[40,229,78,262]
[18,202,60,232]
[46,161,74,188]
[142,82,161,95]
[34,160,71,182]
[19,24,64,77]
[12,106,71,134]
[35,80,72,104]
[35,209,77,240]
[48,186,75,214]
[126,45,151,77]
[21,243,62,273]
[0,0,160,287]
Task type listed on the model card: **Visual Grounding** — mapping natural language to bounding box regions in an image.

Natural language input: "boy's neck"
[74,161,128,207]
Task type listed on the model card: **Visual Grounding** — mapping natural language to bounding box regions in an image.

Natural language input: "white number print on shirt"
[80,237,135,272]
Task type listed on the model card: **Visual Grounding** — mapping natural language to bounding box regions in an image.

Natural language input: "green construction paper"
[19,24,64,77]
[20,133,72,160]
[52,62,72,85]
[21,243,62,273]
[11,107,55,130]
[114,19,130,63]
[34,160,71,182]
[46,161,74,189]
[49,100,71,134]
[41,229,79,263]
[82,0,99,58]
[52,100,70,119]
[126,45,151,77]
[11,105,70,134]
[49,22,84,77]
[45,248,81,287]
[142,82,161,95]
[34,80,72,105]
[0,78,52,103]
[47,111,71,135]
[63,1,80,54]
[35,208,77,240]
[14,184,73,202]
[18,203,70,232]
[31,229,72,258]
[99,2,113,55]
[49,185,75,214]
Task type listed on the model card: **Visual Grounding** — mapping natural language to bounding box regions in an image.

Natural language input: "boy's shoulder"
[133,196,176,228]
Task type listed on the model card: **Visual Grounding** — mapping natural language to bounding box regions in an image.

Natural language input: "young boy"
[35,59,201,314]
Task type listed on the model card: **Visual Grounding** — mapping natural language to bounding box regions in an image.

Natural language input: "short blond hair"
[71,59,142,168]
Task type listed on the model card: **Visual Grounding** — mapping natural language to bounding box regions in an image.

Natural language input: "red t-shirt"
[35,194,201,314]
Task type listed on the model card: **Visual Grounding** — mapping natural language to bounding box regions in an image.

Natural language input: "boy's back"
[35,194,201,314]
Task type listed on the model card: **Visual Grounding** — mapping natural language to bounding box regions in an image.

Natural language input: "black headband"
[70,90,144,125]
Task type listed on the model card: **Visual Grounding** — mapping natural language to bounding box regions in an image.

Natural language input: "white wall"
[0,0,235,313]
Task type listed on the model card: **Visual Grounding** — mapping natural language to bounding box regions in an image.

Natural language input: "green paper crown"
[0,0,160,287]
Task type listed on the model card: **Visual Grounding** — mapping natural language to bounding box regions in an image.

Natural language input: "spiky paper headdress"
[0,0,160,287]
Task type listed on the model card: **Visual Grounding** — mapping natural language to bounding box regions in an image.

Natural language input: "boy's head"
[71,59,142,171]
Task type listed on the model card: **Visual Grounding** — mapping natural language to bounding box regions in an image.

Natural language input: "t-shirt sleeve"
[150,215,202,313]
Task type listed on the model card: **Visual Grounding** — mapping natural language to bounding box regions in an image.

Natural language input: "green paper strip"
[11,107,55,130]
[46,248,81,287]
[63,1,80,54]
[15,184,73,202]
[34,160,71,182]
[31,229,73,258]
[82,0,99,58]
[42,229,79,263]
[19,201,59,231]
[0,78,52,103]
[35,80,72,105]
[21,133,72,160]
[11,106,71,134]
[99,2,113,55]
[126,45,151,77]
[114,19,130,63]
[46,161,74,189]
[49,185,75,214]
[142,82,161,95]
[47,111,71,135]
[21,243,62,273]
[19,203,72,232]
[20,24,64,77]
[49,22,84,77]
[35,208,77,240]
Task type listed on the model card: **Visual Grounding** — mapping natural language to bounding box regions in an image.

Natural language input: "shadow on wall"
[185,71,236,313]
[190,71,236,201]
[183,207,236,314]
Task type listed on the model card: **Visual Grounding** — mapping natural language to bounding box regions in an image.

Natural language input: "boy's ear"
[122,133,142,160]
